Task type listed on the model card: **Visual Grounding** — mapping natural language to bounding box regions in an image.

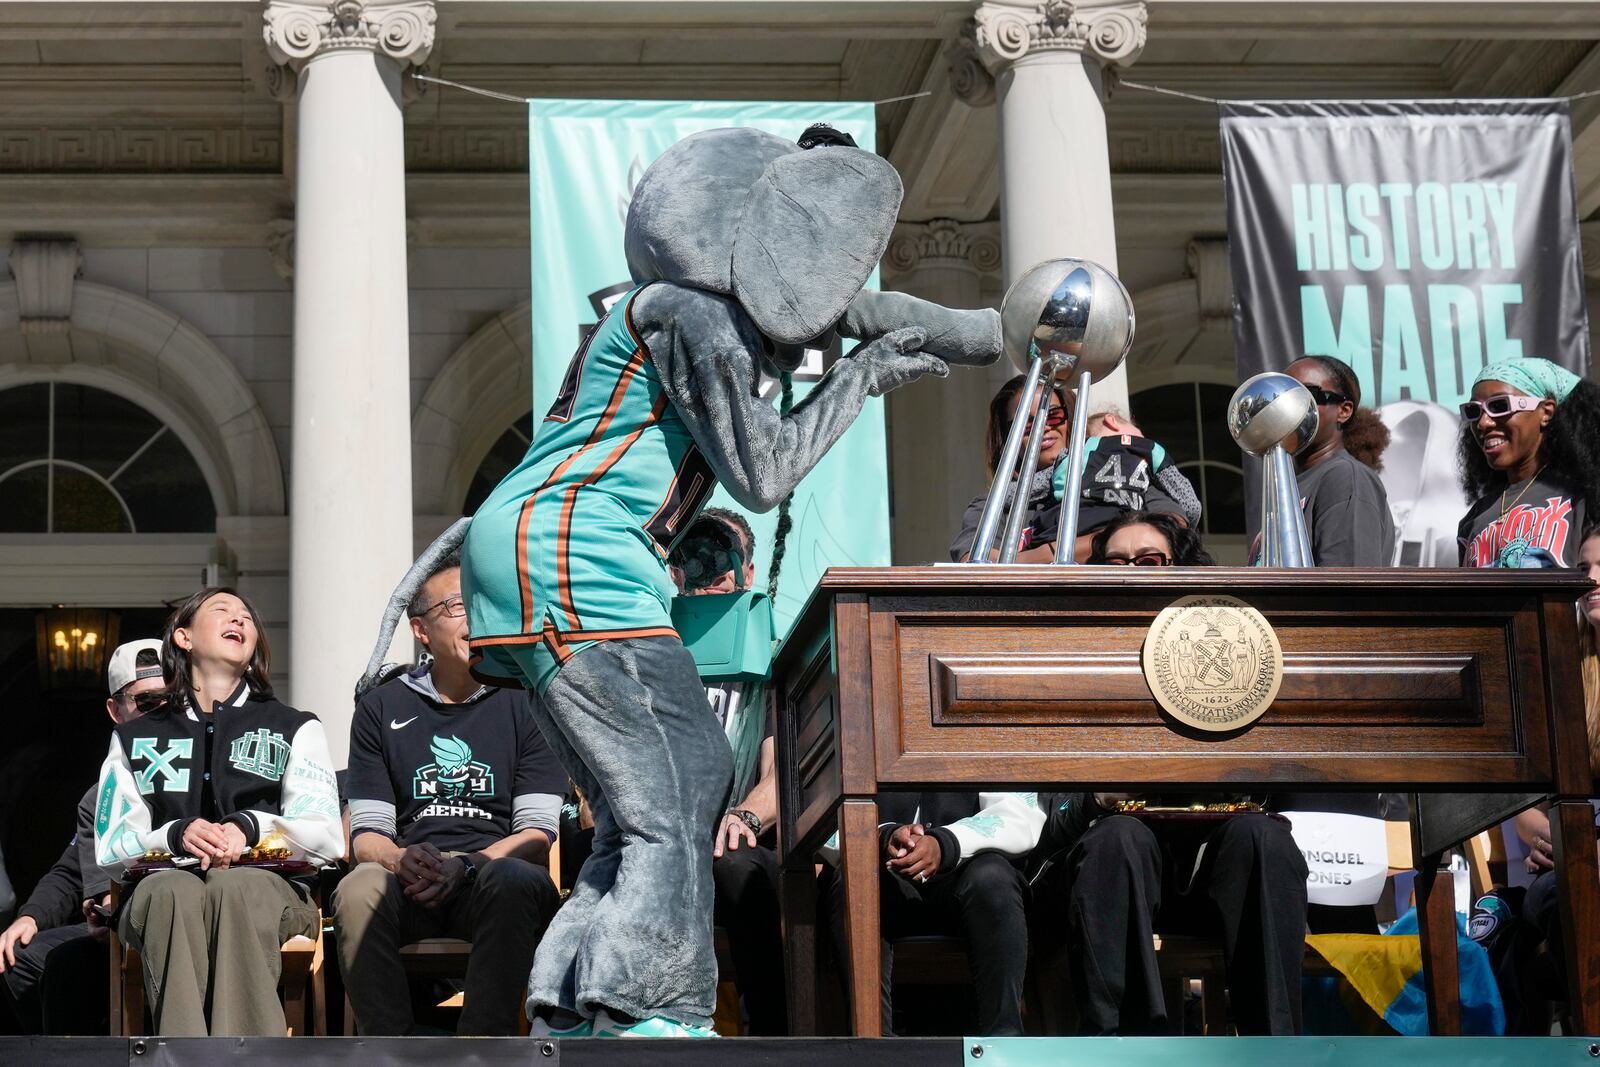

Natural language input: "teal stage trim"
[967,1036,1599,1066]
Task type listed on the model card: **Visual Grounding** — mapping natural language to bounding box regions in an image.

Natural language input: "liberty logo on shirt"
[413,736,495,802]
[1466,496,1573,568]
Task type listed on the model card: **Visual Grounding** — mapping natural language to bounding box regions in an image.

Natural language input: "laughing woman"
[93,588,344,1036]
[1457,357,1600,569]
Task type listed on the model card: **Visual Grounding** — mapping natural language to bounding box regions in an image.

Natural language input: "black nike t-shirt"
[346,669,566,854]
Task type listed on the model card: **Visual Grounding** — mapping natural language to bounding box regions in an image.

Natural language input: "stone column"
[265,0,434,765]
[964,0,1147,406]
[883,220,1003,563]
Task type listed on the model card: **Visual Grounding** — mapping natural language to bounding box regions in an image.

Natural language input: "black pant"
[2,923,108,1035]
[1501,870,1563,1034]
[711,842,788,1035]
[828,851,1030,1036]
[1039,813,1308,1035]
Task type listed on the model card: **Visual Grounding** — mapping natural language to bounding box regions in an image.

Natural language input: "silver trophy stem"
[1259,445,1314,567]
[1052,369,1094,565]
[998,370,1056,564]
[969,355,1046,563]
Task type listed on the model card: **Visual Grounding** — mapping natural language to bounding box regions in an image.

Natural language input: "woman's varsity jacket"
[93,680,345,874]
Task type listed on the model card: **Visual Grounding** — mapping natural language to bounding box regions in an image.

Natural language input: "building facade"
[1,0,1598,767]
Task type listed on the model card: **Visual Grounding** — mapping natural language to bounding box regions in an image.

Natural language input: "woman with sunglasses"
[92,587,344,1035]
[950,374,1077,562]
[1087,510,1215,567]
[1457,357,1600,569]
[1280,356,1396,566]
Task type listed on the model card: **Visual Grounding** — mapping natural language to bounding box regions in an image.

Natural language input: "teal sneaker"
[529,1015,593,1037]
[593,1010,718,1038]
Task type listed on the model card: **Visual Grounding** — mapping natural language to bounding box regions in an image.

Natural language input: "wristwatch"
[458,854,479,884]
[728,808,763,837]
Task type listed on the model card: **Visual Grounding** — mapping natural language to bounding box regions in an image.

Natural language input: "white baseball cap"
[107,638,164,695]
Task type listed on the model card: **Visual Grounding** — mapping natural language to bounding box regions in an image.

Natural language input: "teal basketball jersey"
[464,285,715,692]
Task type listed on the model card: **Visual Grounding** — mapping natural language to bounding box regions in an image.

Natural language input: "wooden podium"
[771,566,1600,1036]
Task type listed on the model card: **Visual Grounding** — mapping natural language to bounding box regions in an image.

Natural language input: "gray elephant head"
[624,127,903,351]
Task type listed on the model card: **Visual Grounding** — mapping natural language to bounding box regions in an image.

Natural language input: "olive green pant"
[118,867,318,1036]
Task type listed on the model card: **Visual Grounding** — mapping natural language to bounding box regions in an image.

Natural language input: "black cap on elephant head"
[623,127,902,347]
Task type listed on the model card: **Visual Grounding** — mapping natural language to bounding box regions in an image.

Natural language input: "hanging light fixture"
[36,607,120,691]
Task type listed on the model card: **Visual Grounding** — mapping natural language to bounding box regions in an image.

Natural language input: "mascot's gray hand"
[849,327,949,397]
[838,290,1001,369]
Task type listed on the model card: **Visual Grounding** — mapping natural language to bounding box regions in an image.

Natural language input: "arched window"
[1129,381,1244,538]
[0,382,217,533]
[463,411,533,515]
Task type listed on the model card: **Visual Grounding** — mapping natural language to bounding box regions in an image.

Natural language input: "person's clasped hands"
[1525,829,1556,874]
[884,823,941,884]
[180,818,249,870]
[394,841,468,908]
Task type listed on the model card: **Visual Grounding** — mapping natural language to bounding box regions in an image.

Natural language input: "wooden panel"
[865,586,1554,789]
[931,651,1478,725]
[778,625,842,859]
[770,566,1598,1037]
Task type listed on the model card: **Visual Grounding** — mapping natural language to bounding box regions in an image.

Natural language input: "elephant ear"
[624,127,798,294]
[731,146,903,345]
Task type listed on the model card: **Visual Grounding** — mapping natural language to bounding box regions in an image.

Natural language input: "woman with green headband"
[1456,356,1600,569]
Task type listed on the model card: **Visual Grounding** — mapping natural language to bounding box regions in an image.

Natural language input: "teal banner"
[527,99,886,635]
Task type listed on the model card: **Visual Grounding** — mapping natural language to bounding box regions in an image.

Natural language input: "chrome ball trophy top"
[1227,372,1319,567]
[968,258,1135,564]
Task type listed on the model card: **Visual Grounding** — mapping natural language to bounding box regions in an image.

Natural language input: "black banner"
[1221,100,1591,564]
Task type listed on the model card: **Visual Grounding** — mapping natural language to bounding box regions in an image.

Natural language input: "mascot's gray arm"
[353,516,471,698]
[838,289,1001,368]
[635,285,944,513]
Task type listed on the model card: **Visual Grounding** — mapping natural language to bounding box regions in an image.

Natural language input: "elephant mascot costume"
[360,124,1001,1036]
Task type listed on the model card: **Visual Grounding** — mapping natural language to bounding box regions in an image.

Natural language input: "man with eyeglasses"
[336,551,566,1035]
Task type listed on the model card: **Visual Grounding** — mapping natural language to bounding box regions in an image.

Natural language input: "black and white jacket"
[93,680,345,874]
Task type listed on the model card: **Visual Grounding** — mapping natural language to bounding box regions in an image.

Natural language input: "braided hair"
[766,373,795,604]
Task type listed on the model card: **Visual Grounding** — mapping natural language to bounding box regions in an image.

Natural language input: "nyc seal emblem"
[1142,595,1283,732]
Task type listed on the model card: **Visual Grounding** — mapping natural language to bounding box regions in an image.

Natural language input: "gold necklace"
[1499,464,1546,523]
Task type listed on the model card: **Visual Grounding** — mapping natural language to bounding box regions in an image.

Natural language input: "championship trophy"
[968,258,1135,564]
[1227,372,1319,567]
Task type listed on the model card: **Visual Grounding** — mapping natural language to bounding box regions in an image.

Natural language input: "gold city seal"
[1142,594,1283,732]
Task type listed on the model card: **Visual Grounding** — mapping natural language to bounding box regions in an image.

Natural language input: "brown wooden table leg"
[780,863,818,1036]
[1551,799,1600,1034]
[1414,857,1461,1035]
[838,798,882,1036]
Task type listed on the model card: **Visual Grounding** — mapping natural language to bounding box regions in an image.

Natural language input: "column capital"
[886,219,1003,280]
[969,0,1147,74]
[264,0,436,69]
[946,33,996,108]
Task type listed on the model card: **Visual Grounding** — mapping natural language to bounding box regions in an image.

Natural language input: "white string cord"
[411,71,931,108]
[1120,78,1600,106]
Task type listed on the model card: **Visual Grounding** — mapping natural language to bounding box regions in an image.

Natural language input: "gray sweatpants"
[517,636,732,1028]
